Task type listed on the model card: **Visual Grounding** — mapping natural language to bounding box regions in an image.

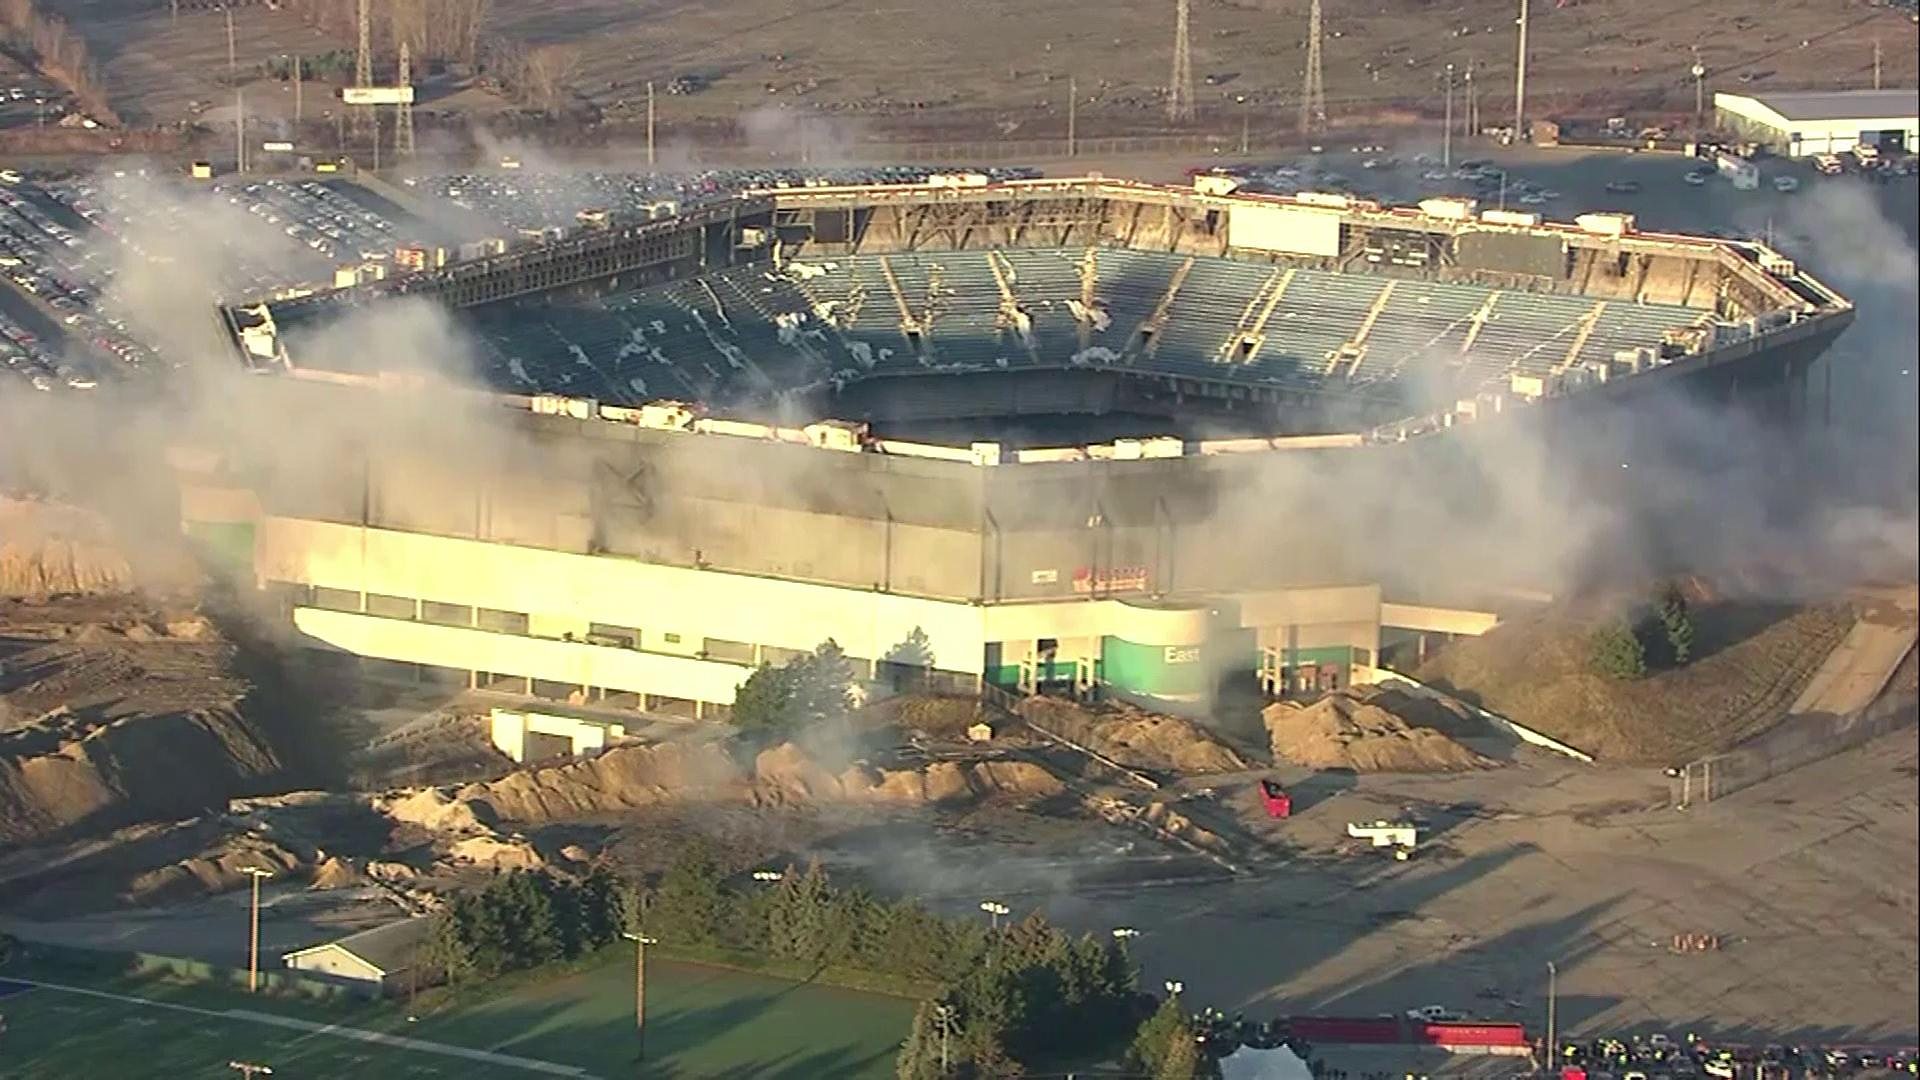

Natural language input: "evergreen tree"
[792,639,858,726]
[1657,583,1695,667]
[1157,1027,1203,1080]
[652,843,730,945]
[732,662,798,733]
[1589,618,1647,679]
[1128,995,1191,1075]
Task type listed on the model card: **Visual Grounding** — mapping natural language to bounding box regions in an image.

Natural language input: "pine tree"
[1156,1028,1202,1080]
[732,662,797,732]
[1128,995,1191,1075]
[1658,583,1695,666]
[1589,619,1647,679]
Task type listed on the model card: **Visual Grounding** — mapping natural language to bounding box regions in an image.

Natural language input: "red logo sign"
[1072,565,1150,594]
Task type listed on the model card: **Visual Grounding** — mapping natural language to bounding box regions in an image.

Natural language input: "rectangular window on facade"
[761,645,807,667]
[476,608,530,634]
[421,601,475,627]
[310,586,361,612]
[365,593,416,620]
[662,632,682,644]
[587,623,639,648]
[703,638,755,663]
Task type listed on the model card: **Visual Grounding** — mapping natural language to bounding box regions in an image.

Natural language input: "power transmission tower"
[352,0,376,146]
[395,41,415,156]
[1300,0,1327,135]
[1168,0,1195,123]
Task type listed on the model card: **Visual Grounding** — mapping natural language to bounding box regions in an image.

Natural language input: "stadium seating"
[441,247,1705,406]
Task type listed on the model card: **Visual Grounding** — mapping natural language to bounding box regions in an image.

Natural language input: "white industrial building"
[282,919,431,996]
[1715,89,1918,157]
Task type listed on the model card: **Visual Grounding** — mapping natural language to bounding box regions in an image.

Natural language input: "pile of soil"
[1017,697,1246,774]
[121,834,302,906]
[1263,687,1495,773]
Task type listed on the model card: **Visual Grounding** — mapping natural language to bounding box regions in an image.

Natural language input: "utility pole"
[623,932,657,1066]
[293,55,302,126]
[1301,0,1327,135]
[236,88,245,174]
[1168,0,1195,122]
[1514,0,1529,140]
[1691,48,1706,128]
[1444,63,1455,170]
[1873,38,1882,91]
[1239,94,1249,154]
[225,7,236,81]
[646,81,657,167]
[243,868,273,993]
[1465,60,1476,138]
[1545,961,1558,1070]
[1067,76,1077,158]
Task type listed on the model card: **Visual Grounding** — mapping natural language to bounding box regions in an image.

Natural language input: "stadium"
[195,175,1856,717]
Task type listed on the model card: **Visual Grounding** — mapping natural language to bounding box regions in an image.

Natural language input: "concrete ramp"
[1791,586,1918,717]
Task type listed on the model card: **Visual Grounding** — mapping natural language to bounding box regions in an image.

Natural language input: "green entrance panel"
[1100,635,1211,701]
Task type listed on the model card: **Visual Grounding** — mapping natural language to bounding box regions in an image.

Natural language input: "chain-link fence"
[1672,675,1917,807]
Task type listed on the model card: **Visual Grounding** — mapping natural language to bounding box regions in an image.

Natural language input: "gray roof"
[285,917,430,975]
[1736,89,1918,122]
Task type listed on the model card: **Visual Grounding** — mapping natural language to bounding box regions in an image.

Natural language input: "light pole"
[1164,979,1184,998]
[979,900,1010,931]
[933,1003,957,1074]
[1068,76,1078,158]
[229,1063,274,1079]
[1513,0,1529,140]
[1444,63,1455,170]
[622,931,658,1067]
[1238,94,1250,155]
[751,870,784,883]
[242,867,274,993]
[1545,960,1558,1072]
[1691,54,1706,129]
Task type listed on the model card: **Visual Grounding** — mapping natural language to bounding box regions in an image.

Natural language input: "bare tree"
[521,42,580,113]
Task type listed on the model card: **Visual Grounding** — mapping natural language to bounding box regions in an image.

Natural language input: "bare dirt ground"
[40,0,1920,142]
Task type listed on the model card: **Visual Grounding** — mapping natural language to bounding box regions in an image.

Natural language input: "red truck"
[1259,779,1292,819]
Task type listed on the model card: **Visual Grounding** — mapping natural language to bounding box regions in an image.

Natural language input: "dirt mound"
[0,497,133,598]
[121,834,302,906]
[859,694,997,738]
[1417,595,1856,762]
[1017,697,1246,774]
[309,854,369,890]
[1264,689,1495,773]
[376,787,495,834]
[457,740,747,822]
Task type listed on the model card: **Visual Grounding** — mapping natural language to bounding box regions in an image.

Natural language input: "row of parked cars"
[1558,1034,1917,1080]
[218,177,416,264]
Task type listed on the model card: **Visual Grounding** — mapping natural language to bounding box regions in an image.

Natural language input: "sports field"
[0,950,914,1078]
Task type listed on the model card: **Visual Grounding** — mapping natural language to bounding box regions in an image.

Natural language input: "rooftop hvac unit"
[1480,209,1542,227]
[1417,197,1477,220]
[1576,213,1636,237]
[531,395,598,420]
[1295,191,1351,209]
[1757,251,1797,276]
[637,401,699,430]
[1110,437,1182,461]
[970,441,1004,466]
[803,419,867,452]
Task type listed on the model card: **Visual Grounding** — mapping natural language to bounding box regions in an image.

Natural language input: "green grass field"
[0,949,914,1079]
